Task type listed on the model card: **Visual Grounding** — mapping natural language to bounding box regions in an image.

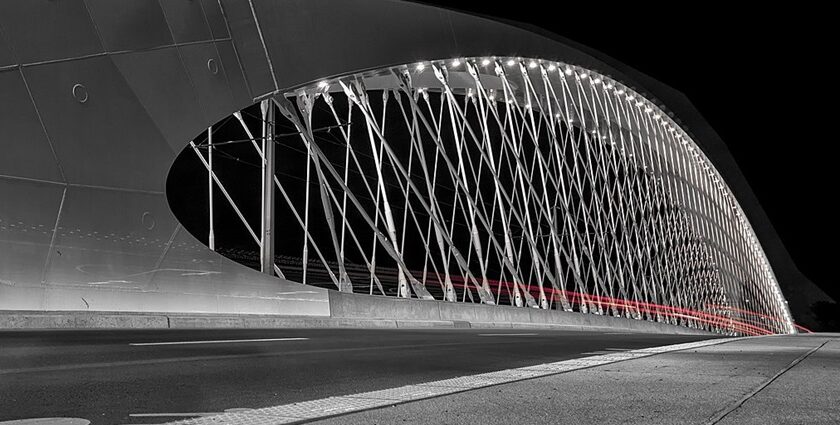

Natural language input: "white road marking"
[157,337,740,425]
[0,419,90,425]
[478,333,539,336]
[129,337,308,346]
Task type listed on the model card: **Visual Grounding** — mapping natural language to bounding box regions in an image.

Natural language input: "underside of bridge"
[0,0,811,335]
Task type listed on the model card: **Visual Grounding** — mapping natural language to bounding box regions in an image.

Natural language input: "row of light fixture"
[311,56,737,222]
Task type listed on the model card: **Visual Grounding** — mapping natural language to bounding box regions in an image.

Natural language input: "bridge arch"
[0,0,795,334]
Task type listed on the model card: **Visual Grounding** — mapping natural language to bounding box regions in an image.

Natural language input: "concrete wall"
[328,291,711,335]
[0,291,711,335]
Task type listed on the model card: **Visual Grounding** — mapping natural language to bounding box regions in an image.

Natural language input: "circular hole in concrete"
[72,84,88,103]
[141,211,156,230]
[207,58,219,75]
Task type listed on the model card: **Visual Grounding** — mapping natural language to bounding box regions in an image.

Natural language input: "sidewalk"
[311,334,839,425]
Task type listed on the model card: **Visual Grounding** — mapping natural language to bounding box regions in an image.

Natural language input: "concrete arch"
[0,0,809,331]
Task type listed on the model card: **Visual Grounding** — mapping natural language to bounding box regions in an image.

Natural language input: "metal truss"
[188,56,795,336]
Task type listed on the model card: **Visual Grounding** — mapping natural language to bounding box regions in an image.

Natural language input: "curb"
[0,310,713,335]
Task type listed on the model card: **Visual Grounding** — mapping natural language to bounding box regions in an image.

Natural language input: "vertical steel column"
[207,126,215,251]
[260,99,276,276]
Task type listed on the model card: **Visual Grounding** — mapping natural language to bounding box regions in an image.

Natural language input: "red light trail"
[439,275,801,336]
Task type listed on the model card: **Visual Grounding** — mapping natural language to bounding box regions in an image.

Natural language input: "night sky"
[419,2,835,303]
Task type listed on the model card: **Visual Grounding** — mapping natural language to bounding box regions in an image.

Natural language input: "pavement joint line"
[343,385,467,401]
[128,338,309,346]
[704,339,830,425]
[415,375,510,388]
[160,336,744,425]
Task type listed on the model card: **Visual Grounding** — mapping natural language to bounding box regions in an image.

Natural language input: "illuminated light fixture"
[605,83,614,89]
[644,107,653,113]
[317,81,329,89]
[506,59,516,66]
[593,78,602,84]
[415,63,425,71]
[451,59,461,67]
[548,64,556,71]
[653,114,661,120]
[564,67,573,75]
[635,101,644,107]
[615,89,625,95]
[528,61,538,68]
[580,73,588,79]
[481,58,491,66]
[626,95,635,101]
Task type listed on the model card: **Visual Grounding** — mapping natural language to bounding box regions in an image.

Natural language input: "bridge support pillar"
[207,126,215,251]
[260,99,276,276]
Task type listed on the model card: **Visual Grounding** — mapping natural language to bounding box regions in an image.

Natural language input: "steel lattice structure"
[188,57,794,336]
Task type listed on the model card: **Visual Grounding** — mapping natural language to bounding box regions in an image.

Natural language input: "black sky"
[421,2,835,301]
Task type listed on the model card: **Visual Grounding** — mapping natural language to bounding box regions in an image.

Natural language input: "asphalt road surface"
[0,328,715,424]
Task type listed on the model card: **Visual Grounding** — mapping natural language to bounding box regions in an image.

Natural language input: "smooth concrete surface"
[718,336,840,424]
[0,291,714,335]
[0,328,712,424]
[311,334,840,425]
[329,291,713,335]
[328,290,444,322]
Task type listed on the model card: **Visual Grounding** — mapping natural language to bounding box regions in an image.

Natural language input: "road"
[0,328,715,424]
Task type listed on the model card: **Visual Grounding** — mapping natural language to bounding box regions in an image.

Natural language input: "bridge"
[0,1,833,424]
